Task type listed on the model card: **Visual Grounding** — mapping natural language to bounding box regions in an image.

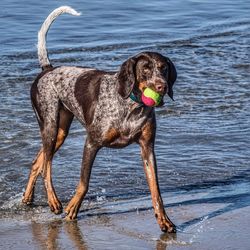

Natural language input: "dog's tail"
[37,6,81,70]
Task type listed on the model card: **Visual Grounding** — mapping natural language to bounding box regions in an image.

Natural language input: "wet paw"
[160,223,176,233]
[22,192,34,205]
[64,212,77,221]
[48,195,63,214]
[64,207,78,220]
[64,199,81,220]
[158,216,176,233]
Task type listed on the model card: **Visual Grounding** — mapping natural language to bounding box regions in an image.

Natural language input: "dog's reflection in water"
[156,232,177,250]
[31,218,176,250]
[31,220,87,250]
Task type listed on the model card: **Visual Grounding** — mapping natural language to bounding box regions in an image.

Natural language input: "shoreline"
[1,183,250,249]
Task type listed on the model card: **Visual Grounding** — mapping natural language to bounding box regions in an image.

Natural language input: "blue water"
[0,0,249,219]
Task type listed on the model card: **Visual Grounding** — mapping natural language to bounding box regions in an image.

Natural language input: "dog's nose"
[155,84,166,94]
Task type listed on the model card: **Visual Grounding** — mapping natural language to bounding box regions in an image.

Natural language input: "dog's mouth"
[131,82,168,107]
[140,87,164,107]
[130,90,165,107]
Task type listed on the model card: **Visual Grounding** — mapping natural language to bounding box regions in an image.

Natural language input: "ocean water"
[0,0,249,222]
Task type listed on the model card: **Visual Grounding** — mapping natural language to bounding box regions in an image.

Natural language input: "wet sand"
[1,196,249,250]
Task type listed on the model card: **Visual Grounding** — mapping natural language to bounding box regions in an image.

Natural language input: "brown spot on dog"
[141,120,156,143]
[74,70,104,125]
[138,81,147,92]
[103,128,120,144]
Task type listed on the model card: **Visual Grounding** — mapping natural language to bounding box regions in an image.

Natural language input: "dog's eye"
[159,65,167,72]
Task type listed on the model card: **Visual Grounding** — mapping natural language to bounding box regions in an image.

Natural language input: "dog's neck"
[129,91,142,104]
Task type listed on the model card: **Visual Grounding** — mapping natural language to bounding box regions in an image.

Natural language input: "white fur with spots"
[36,66,153,147]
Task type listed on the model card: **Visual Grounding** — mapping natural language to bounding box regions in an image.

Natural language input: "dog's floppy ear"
[166,57,177,100]
[117,57,137,99]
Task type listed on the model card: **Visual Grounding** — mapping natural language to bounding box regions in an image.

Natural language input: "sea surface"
[0,0,249,227]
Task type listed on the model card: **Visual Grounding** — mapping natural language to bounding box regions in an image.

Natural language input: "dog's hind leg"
[40,102,62,214]
[22,148,44,204]
[23,105,74,214]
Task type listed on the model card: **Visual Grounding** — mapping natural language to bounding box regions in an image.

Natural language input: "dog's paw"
[48,194,63,214]
[64,197,81,220]
[64,212,78,221]
[22,192,34,205]
[160,223,176,233]
[64,206,78,221]
[157,215,176,233]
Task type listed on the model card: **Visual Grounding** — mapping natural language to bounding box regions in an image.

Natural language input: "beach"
[1,182,249,249]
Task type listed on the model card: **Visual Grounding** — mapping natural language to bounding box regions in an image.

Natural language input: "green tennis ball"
[142,87,162,106]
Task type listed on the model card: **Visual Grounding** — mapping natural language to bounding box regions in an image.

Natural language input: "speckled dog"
[22,6,177,233]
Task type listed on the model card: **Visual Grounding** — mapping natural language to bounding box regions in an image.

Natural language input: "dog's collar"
[130,92,141,104]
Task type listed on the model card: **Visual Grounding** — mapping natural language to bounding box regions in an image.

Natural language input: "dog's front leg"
[65,137,100,220]
[139,124,176,233]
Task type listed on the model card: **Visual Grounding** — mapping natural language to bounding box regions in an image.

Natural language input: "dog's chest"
[100,115,148,148]
[91,76,152,147]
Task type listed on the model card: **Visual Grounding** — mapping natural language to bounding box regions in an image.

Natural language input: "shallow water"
[0,0,249,222]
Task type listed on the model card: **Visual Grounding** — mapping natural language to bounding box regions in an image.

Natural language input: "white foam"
[1,192,23,210]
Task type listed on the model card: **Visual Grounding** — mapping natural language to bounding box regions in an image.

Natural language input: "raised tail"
[37,6,81,69]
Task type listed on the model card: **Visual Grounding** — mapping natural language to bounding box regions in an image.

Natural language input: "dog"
[22,6,177,233]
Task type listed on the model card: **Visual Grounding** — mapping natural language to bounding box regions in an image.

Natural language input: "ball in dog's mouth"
[141,87,162,107]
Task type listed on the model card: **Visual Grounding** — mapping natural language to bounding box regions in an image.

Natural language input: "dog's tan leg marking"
[65,138,99,220]
[22,128,68,205]
[22,149,44,204]
[22,108,73,213]
[42,158,62,214]
[139,122,176,233]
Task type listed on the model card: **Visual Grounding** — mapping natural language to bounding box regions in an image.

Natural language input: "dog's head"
[117,52,177,106]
